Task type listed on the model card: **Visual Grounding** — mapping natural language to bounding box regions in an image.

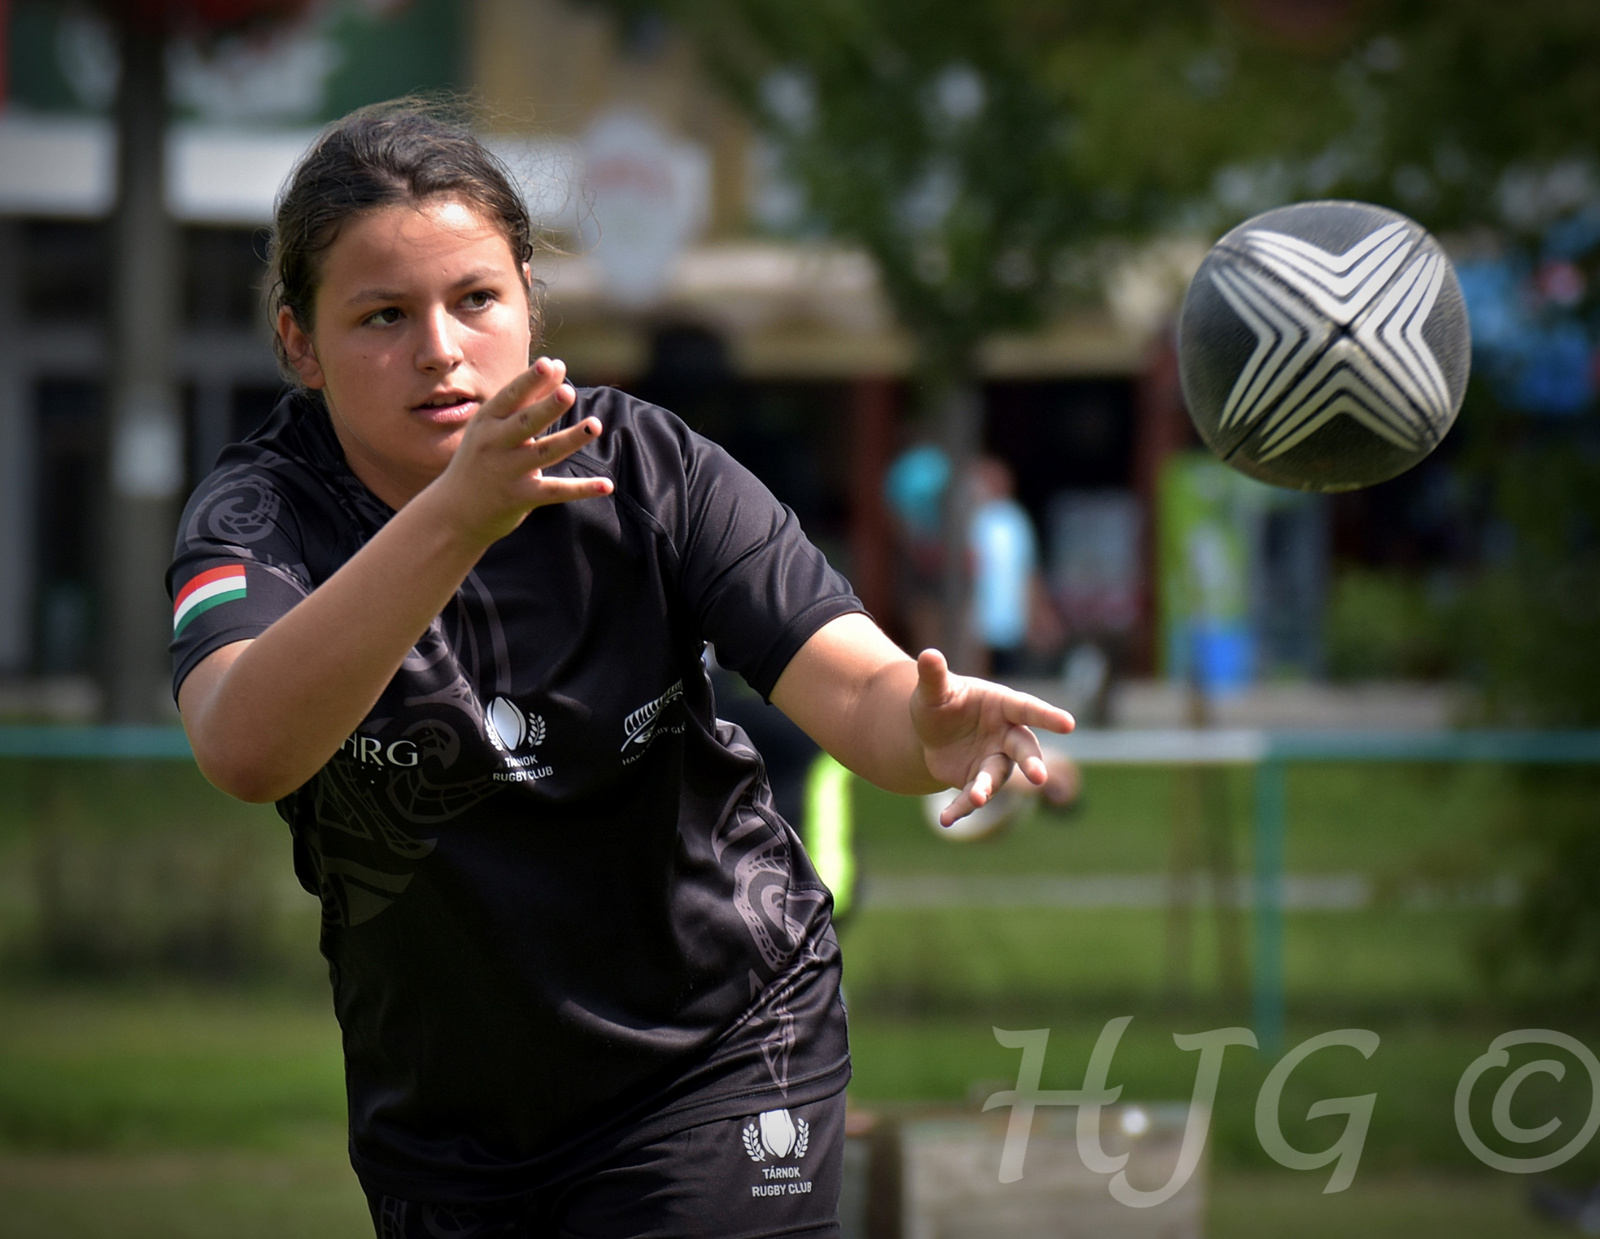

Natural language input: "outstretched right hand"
[433,356,615,546]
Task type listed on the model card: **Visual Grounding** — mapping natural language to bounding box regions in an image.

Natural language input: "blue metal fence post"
[1252,754,1287,1057]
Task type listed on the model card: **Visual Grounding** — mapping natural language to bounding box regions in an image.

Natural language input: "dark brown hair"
[267,99,544,381]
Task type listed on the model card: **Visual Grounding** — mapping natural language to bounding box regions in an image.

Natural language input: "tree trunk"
[104,17,182,722]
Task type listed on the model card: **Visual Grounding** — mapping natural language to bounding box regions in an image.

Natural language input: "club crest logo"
[743,1109,809,1162]
[485,696,546,753]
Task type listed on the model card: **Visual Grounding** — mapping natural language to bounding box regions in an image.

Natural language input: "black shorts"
[366,1086,846,1239]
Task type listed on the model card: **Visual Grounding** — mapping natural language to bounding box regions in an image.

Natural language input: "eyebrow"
[343,267,510,307]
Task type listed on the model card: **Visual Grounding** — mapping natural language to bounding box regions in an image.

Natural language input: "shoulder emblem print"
[173,564,247,637]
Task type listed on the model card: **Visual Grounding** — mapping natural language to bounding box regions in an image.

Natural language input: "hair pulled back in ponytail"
[267,99,545,382]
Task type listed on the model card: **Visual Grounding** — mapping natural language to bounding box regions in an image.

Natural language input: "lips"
[412,393,478,424]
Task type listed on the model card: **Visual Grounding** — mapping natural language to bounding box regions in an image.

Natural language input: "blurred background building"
[0,0,1591,726]
[0,0,1192,718]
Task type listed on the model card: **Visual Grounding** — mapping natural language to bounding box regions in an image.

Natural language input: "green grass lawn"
[850,761,1520,880]
[0,1130,370,1239]
[1207,1172,1557,1239]
[849,1010,1600,1178]
[0,985,345,1151]
[0,984,1580,1238]
[0,757,1580,1235]
[0,1154,1554,1239]
[840,905,1490,1013]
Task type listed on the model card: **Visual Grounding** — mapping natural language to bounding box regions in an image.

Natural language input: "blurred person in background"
[885,446,1064,677]
[969,454,1064,679]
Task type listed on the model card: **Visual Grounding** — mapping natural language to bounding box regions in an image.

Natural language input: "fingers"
[915,648,953,707]
[509,417,614,506]
[510,414,602,472]
[938,792,976,828]
[488,357,567,417]
[483,357,575,439]
[474,357,610,496]
[512,386,578,444]
[917,658,1073,737]
[524,474,614,506]
[454,357,613,509]
[996,721,1053,786]
[1041,755,1081,807]
[1000,688,1075,736]
[939,752,1014,827]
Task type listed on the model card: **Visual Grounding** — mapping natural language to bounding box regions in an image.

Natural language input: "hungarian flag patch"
[173,565,247,637]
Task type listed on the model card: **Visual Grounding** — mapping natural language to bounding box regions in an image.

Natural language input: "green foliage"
[1324,569,1458,681]
[1430,425,1600,1006]
[594,0,1377,397]
[1474,767,1600,1010]
[599,0,1600,367]
[1458,436,1600,726]
[1351,0,1600,229]
[649,0,1092,387]
[1029,9,1352,206]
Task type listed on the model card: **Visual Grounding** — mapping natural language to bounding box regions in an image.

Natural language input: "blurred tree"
[592,0,1600,663]
[1340,0,1600,231]
[1322,2,1600,1004]
[597,0,1362,663]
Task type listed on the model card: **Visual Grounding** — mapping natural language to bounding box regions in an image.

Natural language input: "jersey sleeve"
[167,466,314,699]
[675,427,865,701]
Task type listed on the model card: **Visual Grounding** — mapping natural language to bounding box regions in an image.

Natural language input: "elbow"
[178,643,306,802]
[189,731,299,804]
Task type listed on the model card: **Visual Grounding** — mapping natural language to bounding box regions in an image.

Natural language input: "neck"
[323,401,434,511]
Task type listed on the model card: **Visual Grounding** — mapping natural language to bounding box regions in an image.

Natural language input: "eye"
[462,289,496,311]
[364,306,403,327]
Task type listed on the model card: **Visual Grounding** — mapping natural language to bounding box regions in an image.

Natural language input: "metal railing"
[5,724,1600,1053]
[1049,727,1600,1053]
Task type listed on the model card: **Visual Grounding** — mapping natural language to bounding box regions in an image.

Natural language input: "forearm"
[770,614,943,795]
[182,484,490,801]
[773,613,1074,823]
[835,657,946,794]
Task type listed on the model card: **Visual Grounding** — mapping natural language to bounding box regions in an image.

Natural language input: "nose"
[415,305,465,373]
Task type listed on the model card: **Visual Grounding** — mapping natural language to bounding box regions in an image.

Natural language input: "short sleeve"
[674,429,865,700]
[167,466,314,699]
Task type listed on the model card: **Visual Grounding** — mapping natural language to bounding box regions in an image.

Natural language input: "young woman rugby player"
[169,102,1071,1238]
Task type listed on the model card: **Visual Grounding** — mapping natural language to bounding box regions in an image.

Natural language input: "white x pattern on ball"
[1210,222,1452,461]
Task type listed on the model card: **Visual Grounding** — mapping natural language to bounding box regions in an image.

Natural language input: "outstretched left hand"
[911,649,1075,827]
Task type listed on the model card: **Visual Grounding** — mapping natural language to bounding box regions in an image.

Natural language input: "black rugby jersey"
[167,388,861,1199]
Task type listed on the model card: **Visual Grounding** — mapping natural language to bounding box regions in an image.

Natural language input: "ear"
[520,261,538,359]
[277,306,326,389]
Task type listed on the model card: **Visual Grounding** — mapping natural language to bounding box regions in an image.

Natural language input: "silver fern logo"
[1210,220,1450,461]
[621,680,684,753]
[743,1109,810,1162]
